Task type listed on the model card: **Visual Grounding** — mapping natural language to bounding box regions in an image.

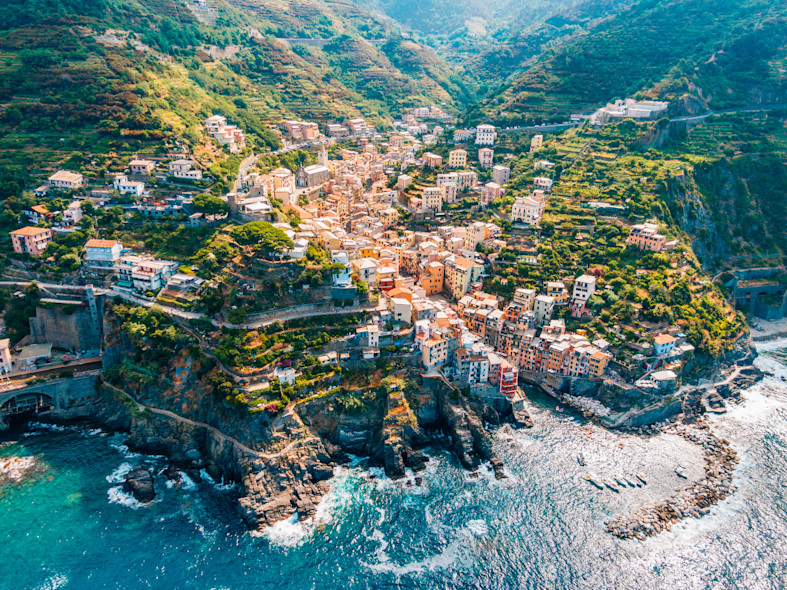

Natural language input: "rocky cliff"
[48,346,530,531]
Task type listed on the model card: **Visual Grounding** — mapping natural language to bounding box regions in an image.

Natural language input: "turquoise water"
[2,344,787,589]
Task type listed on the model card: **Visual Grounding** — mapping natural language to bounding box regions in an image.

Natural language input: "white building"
[115,255,178,292]
[475,124,496,146]
[357,324,380,348]
[296,164,331,188]
[205,114,245,152]
[113,176,145,197]
[48,170,85,190]
[572,275,597,303]
[0,338,11,375]
[352,258,378,286]
[61,201,83,226]
[390,297,413,325]
[534,295,555,325]
[84,238,123,271]
[590,99,669,125]
[533,177,554,191]
[331,250,352,287]
[397,174,413,190]
[169,159,203,180]
[510,194,545,225]
[273,366,296,386]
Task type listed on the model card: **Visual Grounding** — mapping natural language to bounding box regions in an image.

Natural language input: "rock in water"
[124,467,156,503]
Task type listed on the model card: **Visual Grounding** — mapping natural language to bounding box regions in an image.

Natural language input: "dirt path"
[103,382,317,460]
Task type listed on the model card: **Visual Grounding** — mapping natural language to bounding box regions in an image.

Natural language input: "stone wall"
[29,305,102,352]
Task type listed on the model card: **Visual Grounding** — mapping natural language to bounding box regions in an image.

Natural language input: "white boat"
[636,473,647,485]
[605,479,621,493]
[614,476,628,488]
[584,473,604,489]
[675,465,688,479]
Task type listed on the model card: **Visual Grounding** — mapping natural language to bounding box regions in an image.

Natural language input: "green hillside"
[477,0,786,125]
[0,0,474,185]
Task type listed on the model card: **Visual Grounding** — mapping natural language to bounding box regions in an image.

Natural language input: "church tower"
[318,142,328,167]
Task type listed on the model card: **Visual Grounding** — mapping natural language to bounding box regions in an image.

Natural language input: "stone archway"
[0,392,54,416]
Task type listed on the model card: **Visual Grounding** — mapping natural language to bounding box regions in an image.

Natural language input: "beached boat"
[584,473,604,489]
[577,453,586,467]
[636,473,647,485]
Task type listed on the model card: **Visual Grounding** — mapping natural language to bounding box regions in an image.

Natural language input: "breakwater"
[605,418,738,540]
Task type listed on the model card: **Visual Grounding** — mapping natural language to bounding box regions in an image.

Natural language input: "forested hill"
[469,0,787,125]
[0,0,474,152]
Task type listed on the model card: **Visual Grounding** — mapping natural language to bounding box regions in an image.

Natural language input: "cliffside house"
[10,226,52,257]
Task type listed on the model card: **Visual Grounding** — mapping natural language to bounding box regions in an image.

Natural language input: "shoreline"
[6,333,774,541]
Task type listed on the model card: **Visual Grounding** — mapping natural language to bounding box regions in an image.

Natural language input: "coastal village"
[0,0,785,582]
[2,103,703,413]
[0,98,762,540]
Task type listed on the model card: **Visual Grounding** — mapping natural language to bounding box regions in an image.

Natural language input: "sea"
[2,341,787,589]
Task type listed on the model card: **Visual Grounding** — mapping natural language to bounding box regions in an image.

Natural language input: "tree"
[227,308,248,324]
[230,221,293,254]
[80,200,95,215]
[193,193,228,215]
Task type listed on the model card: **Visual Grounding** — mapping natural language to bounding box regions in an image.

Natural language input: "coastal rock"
[511,405,534,428]
[309,463,334,482]
[163,465,181,481]
[124,467,156,503]
[382,439,407,479]
[403,450,429,472]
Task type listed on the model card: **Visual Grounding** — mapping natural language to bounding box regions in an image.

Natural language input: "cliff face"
[53,339,527,531]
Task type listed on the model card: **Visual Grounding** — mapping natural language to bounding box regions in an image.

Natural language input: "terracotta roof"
[452,256,475,270]
[654,334,677,345]
[10,226,50,236]
[85,239,120,249]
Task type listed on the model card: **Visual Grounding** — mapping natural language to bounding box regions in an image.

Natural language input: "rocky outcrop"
[124,467,156,503]
[299,398,384,455]
[47,352,516,529]
[435,388,495,470]
[237,437,338,528]
[715,366,763,398]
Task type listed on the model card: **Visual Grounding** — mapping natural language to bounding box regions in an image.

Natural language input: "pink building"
[480,182,504,206]
[478,147,494,168]
[10,226,52,257]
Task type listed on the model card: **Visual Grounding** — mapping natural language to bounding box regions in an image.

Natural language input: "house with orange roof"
[10,226,52,257]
